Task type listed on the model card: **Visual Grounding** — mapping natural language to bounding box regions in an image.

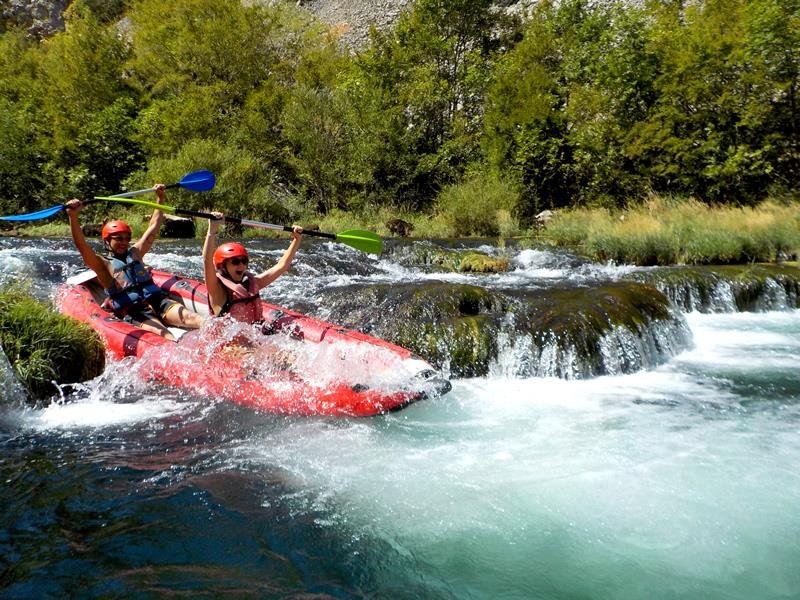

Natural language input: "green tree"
[740,0,800,196]
[628,0,797,202]
[0,31,45,212]
[351,0,518,209]
[33,3,136,197]
[484,0,612,216]
[128,0,341,214]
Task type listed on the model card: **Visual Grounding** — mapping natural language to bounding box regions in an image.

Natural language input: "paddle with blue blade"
[110,170,215,198]
[0,170,216,222]
[91,196,383,255]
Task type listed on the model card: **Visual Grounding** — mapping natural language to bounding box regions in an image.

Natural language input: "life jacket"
[102,250,164,315]
[216,272,263,323]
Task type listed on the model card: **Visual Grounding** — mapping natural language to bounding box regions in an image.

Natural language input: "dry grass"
[543,196,800,265]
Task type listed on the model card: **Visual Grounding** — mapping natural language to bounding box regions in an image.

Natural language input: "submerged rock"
[627,264,800,312]
[390,242,511,274]
[321,280,690,379]
[458,252,510,273]
[0,342,28,402]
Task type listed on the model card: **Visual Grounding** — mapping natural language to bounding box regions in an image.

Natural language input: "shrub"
[436,175,520,237]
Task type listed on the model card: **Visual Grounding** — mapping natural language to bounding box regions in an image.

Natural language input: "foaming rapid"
[218,308,800,599]
[4,359,197,432]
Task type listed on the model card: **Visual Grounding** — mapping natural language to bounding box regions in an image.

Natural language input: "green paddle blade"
[336,229,384,255]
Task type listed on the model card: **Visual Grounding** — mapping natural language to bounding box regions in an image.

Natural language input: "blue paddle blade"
[179,170,215,192]
[0,204,65,221]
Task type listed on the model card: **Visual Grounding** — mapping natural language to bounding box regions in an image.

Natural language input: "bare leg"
[162,304,205,330]
[136,316,177,341]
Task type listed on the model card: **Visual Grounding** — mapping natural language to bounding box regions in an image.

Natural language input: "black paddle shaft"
[174,208,337,240]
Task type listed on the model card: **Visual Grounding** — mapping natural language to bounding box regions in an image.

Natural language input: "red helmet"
[213,242,248,269]
[101,220,132,241]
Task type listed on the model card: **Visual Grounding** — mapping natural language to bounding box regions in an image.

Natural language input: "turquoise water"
[1,239,799,598]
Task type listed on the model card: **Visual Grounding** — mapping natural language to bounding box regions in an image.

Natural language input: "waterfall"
[488,308,692,379]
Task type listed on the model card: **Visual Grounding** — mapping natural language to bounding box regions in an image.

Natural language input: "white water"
[2,239,799,597]
[11,308,799,598]
[216,311,799,599]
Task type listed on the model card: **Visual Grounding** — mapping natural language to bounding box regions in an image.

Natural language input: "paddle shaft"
[90,196,382,253]
[0,170,214,222]
[107,181,182,199]
[175,208,336,241]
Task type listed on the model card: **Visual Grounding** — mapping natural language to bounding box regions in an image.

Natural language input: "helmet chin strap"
[105,243,125,258]
[217,267,244,282]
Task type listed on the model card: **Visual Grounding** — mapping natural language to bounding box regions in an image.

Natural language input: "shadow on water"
[0,400,433,598]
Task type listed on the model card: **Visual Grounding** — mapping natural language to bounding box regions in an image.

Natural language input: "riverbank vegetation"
[0,285,105,398]
[542,198,800,265]
[1,0,798,265]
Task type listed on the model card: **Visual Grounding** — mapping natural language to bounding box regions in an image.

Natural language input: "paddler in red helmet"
[65,184,205,340]
[202,212,303,323]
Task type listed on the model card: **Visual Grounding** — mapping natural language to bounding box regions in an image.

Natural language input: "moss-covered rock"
[626,264,800,312]
[508,282,689,378]
[0,287,105,401]
[390,242,510,273]
[320,282,511,376]
[458,252,510,273]
[321,280,689,379]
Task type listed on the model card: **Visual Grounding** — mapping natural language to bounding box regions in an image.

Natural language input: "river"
[1,236,799,599]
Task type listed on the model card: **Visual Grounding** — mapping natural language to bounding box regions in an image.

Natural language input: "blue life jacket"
[102,250,164,315]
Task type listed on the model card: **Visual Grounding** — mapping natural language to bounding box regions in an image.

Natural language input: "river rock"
[386,218,414,237]
[0,342,29,402]
[321,279,690,378]
[390,241,511,273]
[627,264,800,312]
[161,214,196,239]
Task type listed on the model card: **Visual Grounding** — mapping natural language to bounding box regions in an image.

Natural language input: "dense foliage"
[0,0,797,229]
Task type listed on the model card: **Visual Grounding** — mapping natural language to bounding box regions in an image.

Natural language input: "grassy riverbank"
[3,196,799,268]
[539,197,800,266]
[319,196,800,266]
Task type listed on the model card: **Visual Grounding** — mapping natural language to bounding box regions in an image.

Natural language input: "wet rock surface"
[320,279,690,378]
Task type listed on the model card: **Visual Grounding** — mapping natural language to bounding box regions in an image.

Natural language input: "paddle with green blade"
[0,170,216,222]
[91,196,384,255]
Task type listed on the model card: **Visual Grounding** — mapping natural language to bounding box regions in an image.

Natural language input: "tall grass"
[0,283,105,398]
[542,196,800,265]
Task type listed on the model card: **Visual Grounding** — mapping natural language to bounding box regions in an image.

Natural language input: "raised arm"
[202,212,227,316]
[133,183,166,257]
[65,199,113,289]
[254,227,303,290]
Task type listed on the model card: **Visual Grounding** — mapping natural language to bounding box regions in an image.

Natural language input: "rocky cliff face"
[1,0,69,37]
[296,0,415,48]
[2,0,532,46]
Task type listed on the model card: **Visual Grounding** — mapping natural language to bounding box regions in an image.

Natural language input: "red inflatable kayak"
[56,270,450,416]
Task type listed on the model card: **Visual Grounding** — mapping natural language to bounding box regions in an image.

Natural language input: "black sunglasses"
[227,257,249,266]
[109,234,131,241]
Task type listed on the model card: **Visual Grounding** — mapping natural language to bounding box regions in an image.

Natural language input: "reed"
[0,284,105,399]
[542,197,800,265]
